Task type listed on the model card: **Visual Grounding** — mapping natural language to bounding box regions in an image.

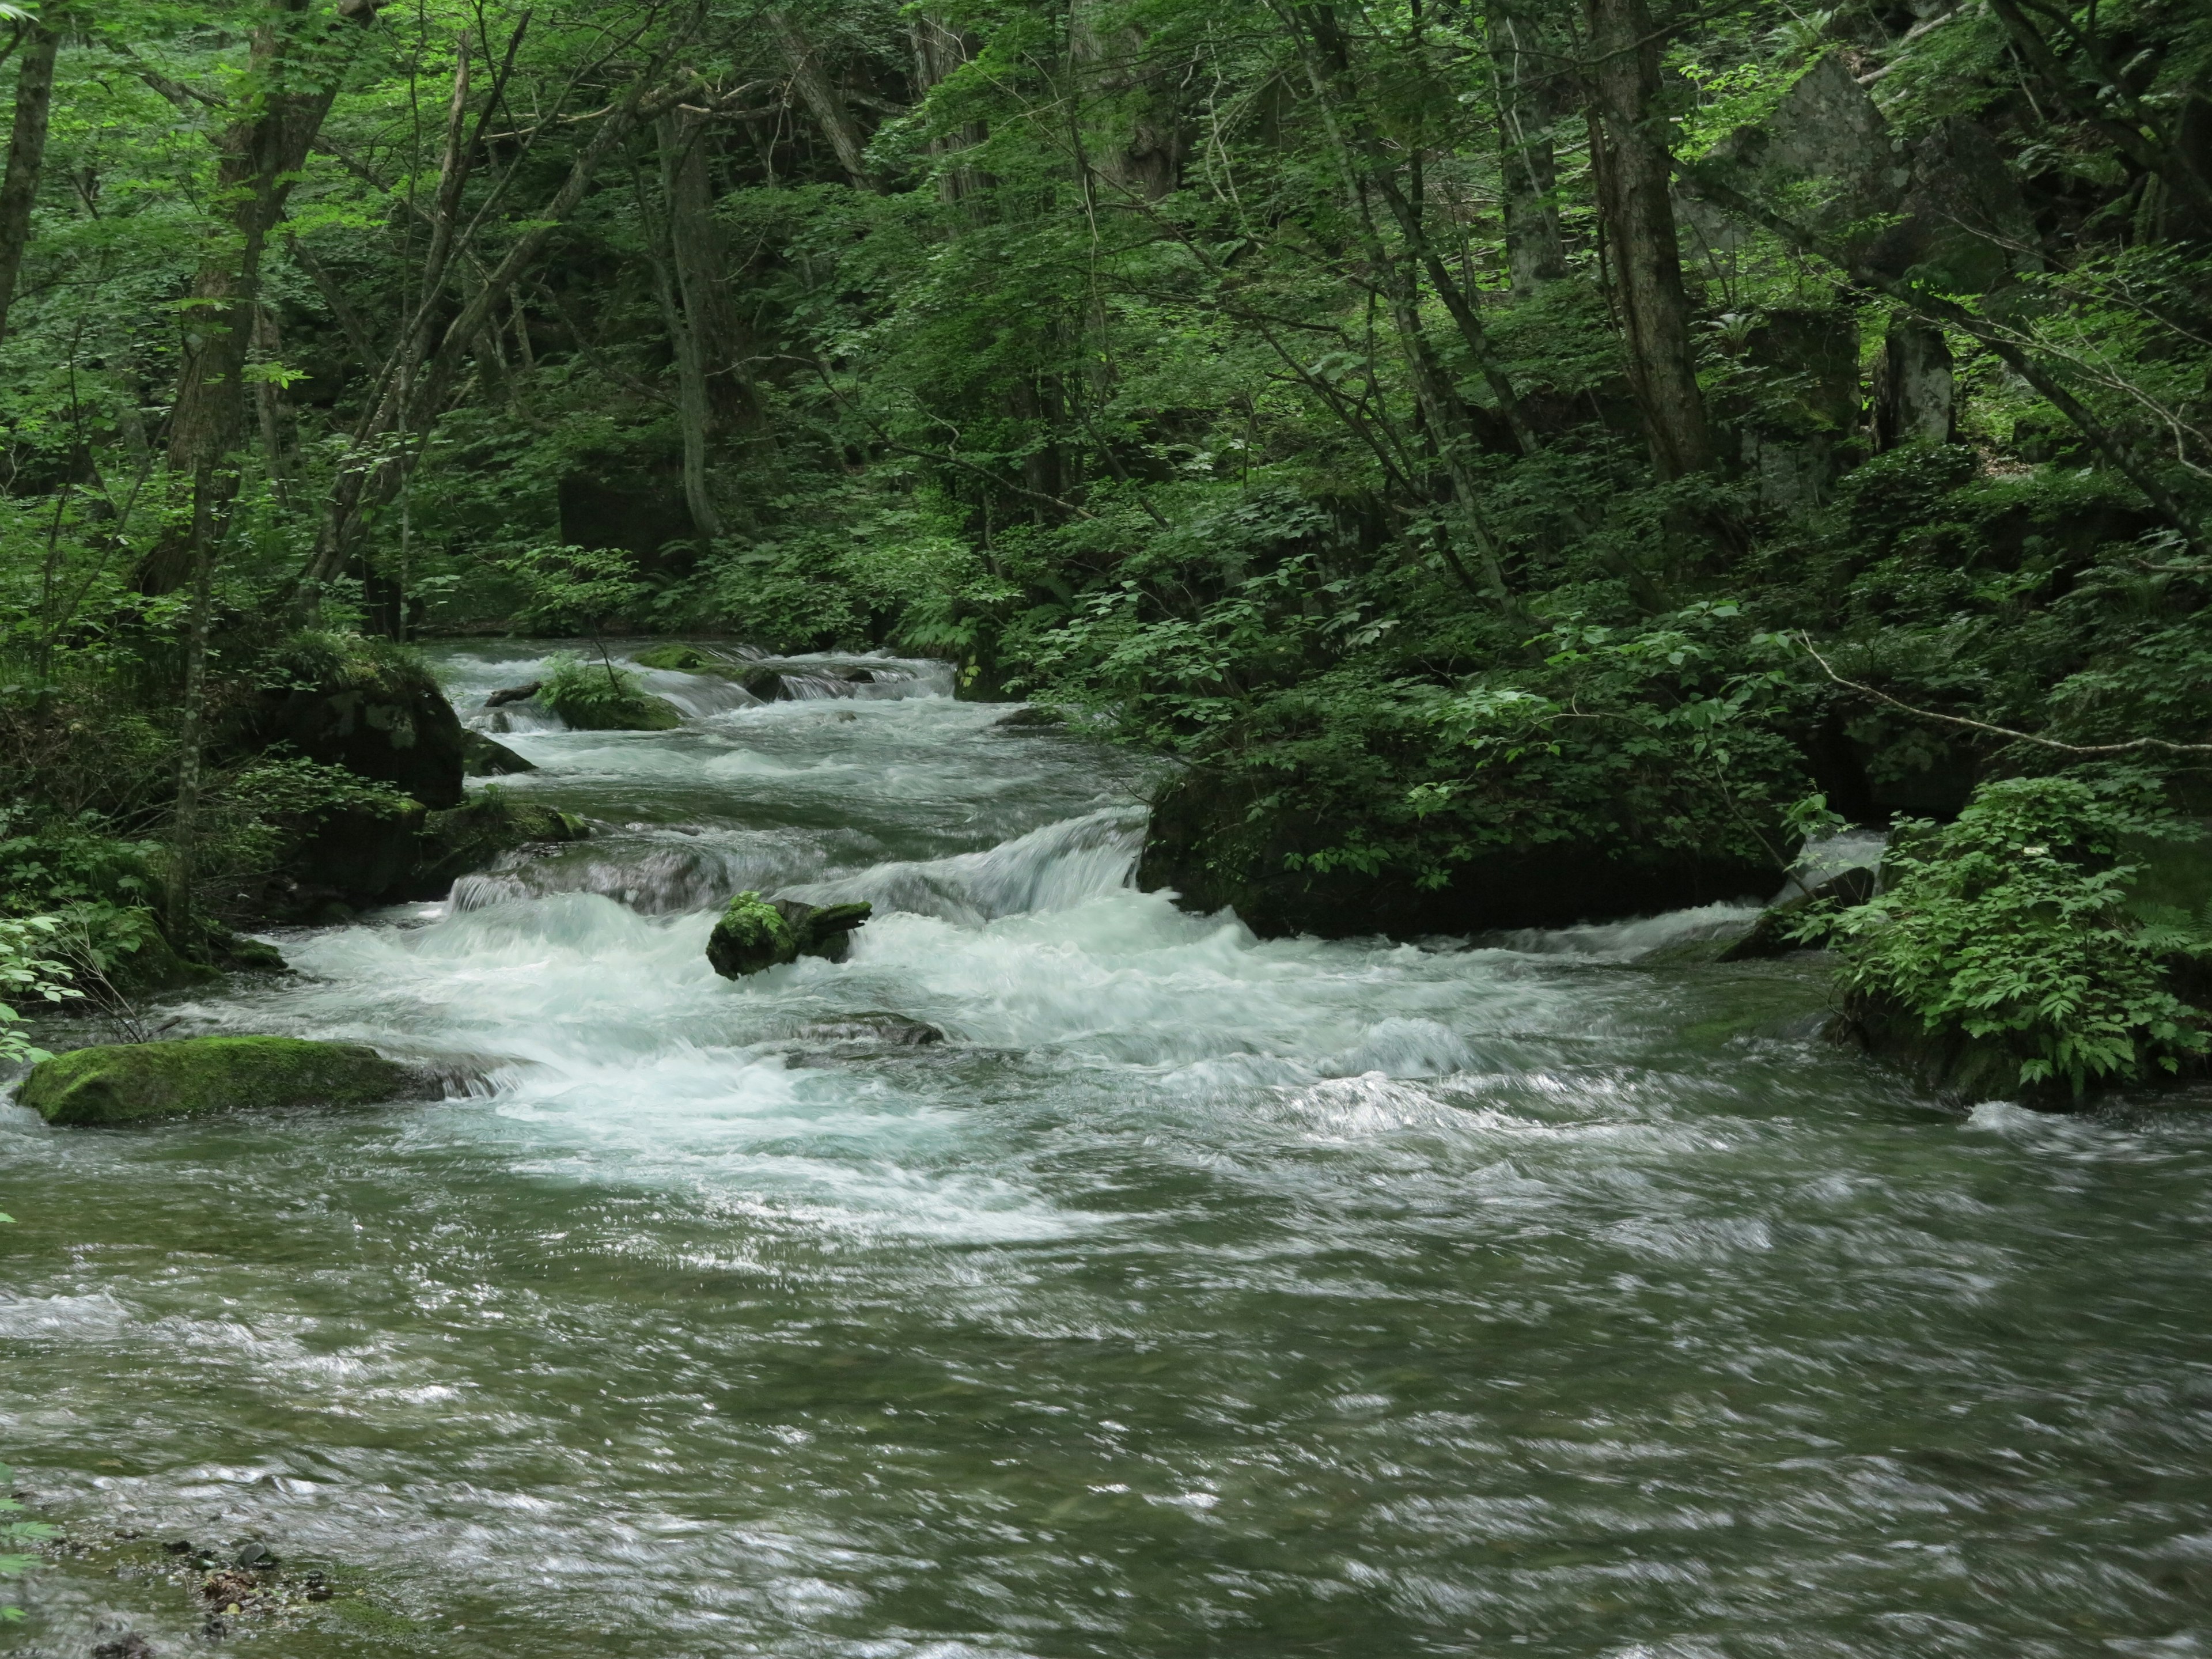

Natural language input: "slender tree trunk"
[300,41,691,602]
[1584,0,1711,478]
[135,0,383,596]
[911,13,983,203]
[0,3,59,348]
[1488,0,1565,297]
[769,9,877,191]
[645,139,719,545]
[166,497,219,943]
[659,109,761,431]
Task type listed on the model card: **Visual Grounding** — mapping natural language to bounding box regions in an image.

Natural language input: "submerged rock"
[707,893,873,978]
[17,1036,414,1127]
[991,704,1066,730]
[796,1012,945,1047]
[461,729,536,775]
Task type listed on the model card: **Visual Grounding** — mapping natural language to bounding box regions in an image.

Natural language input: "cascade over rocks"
[18,1036,416,1126]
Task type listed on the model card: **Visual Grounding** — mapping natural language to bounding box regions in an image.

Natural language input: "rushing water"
[6,645,2212,1658]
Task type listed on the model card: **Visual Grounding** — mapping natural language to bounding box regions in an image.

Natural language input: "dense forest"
[0,0,2208,1103]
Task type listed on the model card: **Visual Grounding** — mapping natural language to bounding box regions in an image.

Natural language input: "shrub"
[1824,776,2210,1095]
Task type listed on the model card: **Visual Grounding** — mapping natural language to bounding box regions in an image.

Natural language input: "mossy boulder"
[707,893,873,978]
[410,791,590,897]
[245,635,465,810]
[17,1036,414,1126]
[541,680,682,732]
[707,891,797,978]
[1719,866,1876,962]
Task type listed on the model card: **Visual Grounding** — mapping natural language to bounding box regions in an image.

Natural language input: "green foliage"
[1823,778,2210,1094]
[0,1463,59,1623]
[0,915,68,1065]
[539,653,679,731]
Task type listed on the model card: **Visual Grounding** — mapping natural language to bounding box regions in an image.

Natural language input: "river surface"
[6,644,2212,1658]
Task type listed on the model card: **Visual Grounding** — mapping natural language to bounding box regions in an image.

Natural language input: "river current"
[6,645,2212,1657]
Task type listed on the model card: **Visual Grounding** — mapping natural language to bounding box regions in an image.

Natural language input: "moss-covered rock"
[706,894,873,978]
[541,680,682,732]
[631,644,781,700]
[411,791,590,898]
[707,891,798,978]
[17,1036,414,1126]
[245,635,465,810]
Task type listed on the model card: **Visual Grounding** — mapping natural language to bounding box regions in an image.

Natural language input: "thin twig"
[1797,633,2212,757]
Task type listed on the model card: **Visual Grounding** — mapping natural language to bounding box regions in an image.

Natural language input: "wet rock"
[1718,866,1876,962]
[233,1541,278,1570]
[93,1635,157,1658]
[461,729,536,776]
[777,899,872,965]
[706,894,873,978]
[17,1036,415,1127]
[206,927,286,975]
[992,704,1066,729]
[165,1540,195,1556]
[484,681,541,708]
[408,791,590,899]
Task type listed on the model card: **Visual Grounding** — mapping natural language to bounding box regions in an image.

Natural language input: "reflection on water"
[5,642,2211,1658]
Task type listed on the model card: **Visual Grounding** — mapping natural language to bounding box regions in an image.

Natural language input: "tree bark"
[769,9,877,191]
[135,0,384,597]
[659,109,761,430]
[647,128,719,544]
[0,2,59,348]
[911,13,983,203]
[1583,0,1712,478]
[1488,0,1565,297]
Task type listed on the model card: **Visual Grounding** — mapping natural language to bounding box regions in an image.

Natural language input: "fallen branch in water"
[1797,634,2212,756]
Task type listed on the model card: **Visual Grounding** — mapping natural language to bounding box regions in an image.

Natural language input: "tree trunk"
[911,13,984,203]
[135,0,383,596]
[0,3,59,348]
[769,9,877,191]
[659,109,762,431]
[1872,317,1953,449]
[646,138,720,546]
[298,43,691,603]
[1488,0,1565,297]
[1584,0,1712,478]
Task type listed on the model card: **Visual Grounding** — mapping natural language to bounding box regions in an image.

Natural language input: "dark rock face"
[461,729,536,775]
[248,646,465,810]
[1137,773,1772,940]
[707,893,873,978]
[18,1036,415,1126]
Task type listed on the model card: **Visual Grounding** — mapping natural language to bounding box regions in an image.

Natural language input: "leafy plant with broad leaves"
[1821,776,2211,1094]
[0,916,67,1066]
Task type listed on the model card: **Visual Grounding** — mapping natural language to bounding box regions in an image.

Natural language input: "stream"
[6,643,2212,1657]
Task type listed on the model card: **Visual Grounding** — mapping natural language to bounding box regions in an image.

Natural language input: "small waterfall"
[774,807,1147,924]
[452,838,822,915]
